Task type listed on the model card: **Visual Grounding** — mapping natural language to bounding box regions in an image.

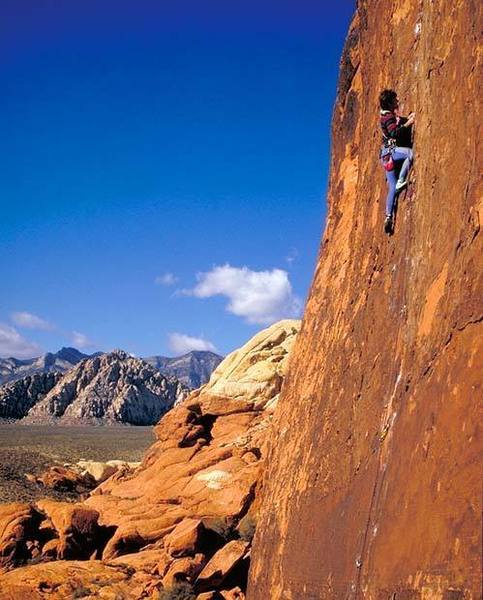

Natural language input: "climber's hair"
[379,89,398,110]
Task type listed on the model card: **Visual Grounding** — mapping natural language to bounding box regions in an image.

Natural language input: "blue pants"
[383,147,413,216]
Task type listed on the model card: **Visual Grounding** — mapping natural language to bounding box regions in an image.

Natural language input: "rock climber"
[379,89,415,234]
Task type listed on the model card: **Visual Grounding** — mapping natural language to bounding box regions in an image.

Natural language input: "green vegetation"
[206,517,235,541]
[158,582,196,600]
[237,513,257,542]
[71,584,92,599]
[0,424,153,503]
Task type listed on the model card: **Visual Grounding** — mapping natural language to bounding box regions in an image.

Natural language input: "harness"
[379,110,397,171]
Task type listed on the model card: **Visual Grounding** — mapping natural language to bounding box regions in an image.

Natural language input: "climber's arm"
[384,114,405,139]
[405,112,415,126]
[385,113,415,139]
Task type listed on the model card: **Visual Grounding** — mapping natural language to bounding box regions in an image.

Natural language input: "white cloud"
[155,272,178,286]
[168,333,217,355]
[285,247,299,265]
[11,311,54,330]
[0,323,42,358]
[186,264,302,325]
[72,331,94,349]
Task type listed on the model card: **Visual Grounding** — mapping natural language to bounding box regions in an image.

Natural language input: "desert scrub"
[71,583,92,598]
[25,554,45,566]
[237,513,257,542]
[0,424,153,503]
[205,517,235,541]
[158,582,196,600]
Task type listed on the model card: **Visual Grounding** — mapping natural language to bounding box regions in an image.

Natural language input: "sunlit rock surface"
[248,2,481,598]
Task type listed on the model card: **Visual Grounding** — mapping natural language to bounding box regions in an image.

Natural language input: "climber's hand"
[405,113,415,126]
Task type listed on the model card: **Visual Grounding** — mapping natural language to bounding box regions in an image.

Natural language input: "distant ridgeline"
[144,350,223,389]
[0,347,92,386]
[0,348,223,425]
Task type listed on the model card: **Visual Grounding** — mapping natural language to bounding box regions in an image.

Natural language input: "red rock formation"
[35,500,101,560]
[0,321,299,598]
[33,466,96,495]
[196,540,250,591]
[82,320,298,564]
[0,504,42,570]
[0,559,162,599]
[248,1,481,598]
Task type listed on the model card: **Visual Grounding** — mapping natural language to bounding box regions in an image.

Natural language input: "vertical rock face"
[248,2,481,599]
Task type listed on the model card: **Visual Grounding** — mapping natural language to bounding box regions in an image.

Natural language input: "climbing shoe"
[395,178,407,192]
[384,215,393,234]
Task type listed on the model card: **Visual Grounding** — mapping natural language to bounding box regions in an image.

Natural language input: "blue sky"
[0,0,354,359]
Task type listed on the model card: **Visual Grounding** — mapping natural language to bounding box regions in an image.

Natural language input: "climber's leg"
[385,167,397,217]
[393,147,413,190]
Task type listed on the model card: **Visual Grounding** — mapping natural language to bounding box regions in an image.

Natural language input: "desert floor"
[0,424,154,503]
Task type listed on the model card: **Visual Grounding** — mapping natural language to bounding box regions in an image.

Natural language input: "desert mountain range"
[0,349,223,425]
[0,348,223,389]
[0,347,91,386]
[144,351,222,390]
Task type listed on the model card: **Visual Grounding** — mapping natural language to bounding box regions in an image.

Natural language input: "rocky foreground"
[0,320,299,599]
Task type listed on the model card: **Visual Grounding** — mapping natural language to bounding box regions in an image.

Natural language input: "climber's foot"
[384,215,393,234]
[395,178,407,192]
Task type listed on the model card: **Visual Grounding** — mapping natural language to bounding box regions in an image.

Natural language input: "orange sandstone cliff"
[247,1,481,598]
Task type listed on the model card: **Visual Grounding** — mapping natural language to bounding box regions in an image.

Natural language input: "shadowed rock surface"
[21,350,187,425]
[248,1,481,598]
[145,351,224,389]
[0,373,63,420]
[0,320,299,598]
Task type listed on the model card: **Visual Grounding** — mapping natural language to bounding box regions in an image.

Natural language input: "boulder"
[161,552,205,587]
[110,548,170,572]
[34,465,96,493]
[76,460,118,483]
[76,459,141,484]
[36,500,101,560]
[164,518,205,557]
[41,538,60,558]
[0,503,41,569]
[195,540,249,591]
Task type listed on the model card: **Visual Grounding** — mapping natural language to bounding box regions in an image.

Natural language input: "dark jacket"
[380,110,413,148]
